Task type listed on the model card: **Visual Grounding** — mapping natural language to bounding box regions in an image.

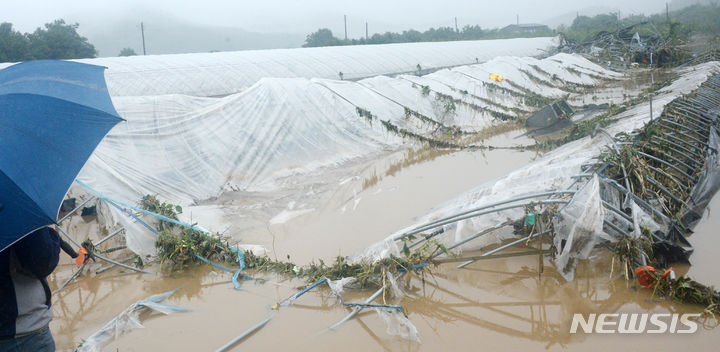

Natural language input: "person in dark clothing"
[0,227,60,352]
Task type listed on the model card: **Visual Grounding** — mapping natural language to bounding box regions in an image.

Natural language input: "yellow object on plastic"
[489,73,504,82]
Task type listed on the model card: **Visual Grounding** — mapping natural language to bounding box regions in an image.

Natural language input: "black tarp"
[681,124,720,228]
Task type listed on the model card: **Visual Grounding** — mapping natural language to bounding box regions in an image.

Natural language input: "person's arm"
[13,227,60,278]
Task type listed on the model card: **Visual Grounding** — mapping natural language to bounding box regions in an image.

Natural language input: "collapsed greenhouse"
[37,36,720,351]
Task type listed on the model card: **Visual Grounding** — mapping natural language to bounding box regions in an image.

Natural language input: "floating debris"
[76,290,189,352]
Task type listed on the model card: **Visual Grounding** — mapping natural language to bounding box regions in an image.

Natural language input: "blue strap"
[76,180,208,234]
[399,263,429,271]
[279,278,328,307]
[103,194,160,235]
[230,247,247,290]
[76,180,250,286]
[292,278,327,300]
[194,254,233,273]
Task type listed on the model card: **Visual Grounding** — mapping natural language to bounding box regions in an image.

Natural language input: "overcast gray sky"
[3,0,668,36]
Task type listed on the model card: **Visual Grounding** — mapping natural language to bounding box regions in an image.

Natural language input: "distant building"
[500,24,550,34]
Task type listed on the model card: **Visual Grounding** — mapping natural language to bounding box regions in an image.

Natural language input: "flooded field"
[684,193,720,289]
[4,2,720,350]
[48,129,720,351]
[235,138,538,264]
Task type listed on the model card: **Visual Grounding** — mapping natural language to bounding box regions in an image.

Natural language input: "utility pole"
[344,15,347,40]
[516,14,519,25]
[140,22,146,55]
[455,17,459,33]
[365,22,368,40]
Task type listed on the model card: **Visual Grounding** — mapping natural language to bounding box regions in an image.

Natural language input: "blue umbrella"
[0,60,123,252]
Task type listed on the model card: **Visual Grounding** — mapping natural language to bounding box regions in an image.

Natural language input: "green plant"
[133,254,144,268]
[243,239,450,290]
[355,107,375,124]
[140,195,238,270]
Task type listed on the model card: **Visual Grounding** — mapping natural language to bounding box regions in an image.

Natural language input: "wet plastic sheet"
[0,38,558,97]
[84,37,558,97]
[553,175,610,281]
[77,290,188,352]
[80,78,402,205]
[74,52,623,218]
[354,62,720,280]
[327,277,357,298]
[682,126,720,228]
[76,59,719,262]
[79,52,624,203]
[375,309,420,342]
[100,202,158,256]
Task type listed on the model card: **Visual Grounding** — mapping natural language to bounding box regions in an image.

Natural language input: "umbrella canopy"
[0,60,123,252]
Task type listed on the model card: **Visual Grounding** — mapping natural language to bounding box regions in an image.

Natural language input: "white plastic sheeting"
[97,199,158,257]
[354,61,720,278]
[0,37,557,96]
[76,53,621,208]
[327,277,357,298]
[375,309,421,342]
[81,78,402,204]
[552,175,609,281]
[70,37,557,97]
[552,170,667,280]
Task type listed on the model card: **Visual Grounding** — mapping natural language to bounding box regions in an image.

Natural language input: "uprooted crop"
[141,195,238,270]
[141,194,444,289]
[611,227,655,280]
[655,276,720,315]
[611,227,720,315]
[244,239,450,290]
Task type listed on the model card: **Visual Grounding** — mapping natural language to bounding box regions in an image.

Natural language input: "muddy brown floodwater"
[48,130,719,351]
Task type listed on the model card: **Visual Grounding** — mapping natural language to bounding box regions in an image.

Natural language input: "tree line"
[557,3,720,43]
[0,20,98,63]
[0,19,141,63]
[304,3,720,48]
[303,25,554,48]
[4,4,718,63]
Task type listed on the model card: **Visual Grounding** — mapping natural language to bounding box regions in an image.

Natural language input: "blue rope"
[194,254,233,273]
[102,195,160,235]
[399,263,429,271]
[278,277,328,308]
[218,278,328,350]
[291,278,327,301]
[343,303,403,311]
[76,180,249,287]
[76,180,209,234]
[230,247,247,289]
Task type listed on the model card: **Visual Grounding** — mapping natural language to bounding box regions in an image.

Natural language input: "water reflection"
[48,264,223,350]
[384,254,719,350]
[47,249,719,351]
